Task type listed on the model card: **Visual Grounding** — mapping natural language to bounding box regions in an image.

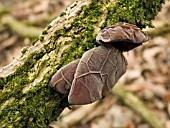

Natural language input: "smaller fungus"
[96,23,149,51]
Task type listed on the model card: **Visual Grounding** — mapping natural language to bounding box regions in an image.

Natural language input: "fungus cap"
[96,23,149,51]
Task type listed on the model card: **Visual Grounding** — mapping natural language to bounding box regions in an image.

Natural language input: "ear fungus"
[96,23,149,51]
[50,60,79,95]
[68,45,127,105]
[50,22,149,105]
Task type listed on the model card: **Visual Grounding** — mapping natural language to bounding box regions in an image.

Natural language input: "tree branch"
[0,0,165,127]
[1,15,43,38]
[113,85,165,128]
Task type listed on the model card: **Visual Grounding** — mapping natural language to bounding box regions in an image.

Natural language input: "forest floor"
[0,0,170,128]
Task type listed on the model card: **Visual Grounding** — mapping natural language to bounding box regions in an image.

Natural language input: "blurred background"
[0,0,170,128]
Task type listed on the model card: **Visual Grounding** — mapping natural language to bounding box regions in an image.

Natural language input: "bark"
[0,0,165,127]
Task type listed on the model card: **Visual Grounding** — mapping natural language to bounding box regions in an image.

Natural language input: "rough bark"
[0,0,165,127]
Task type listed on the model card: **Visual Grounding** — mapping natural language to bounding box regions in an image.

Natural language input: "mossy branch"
[0,0,165,127]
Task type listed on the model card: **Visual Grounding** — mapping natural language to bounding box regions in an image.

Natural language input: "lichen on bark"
[0,0,165,127]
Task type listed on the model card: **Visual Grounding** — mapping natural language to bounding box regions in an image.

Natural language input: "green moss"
[70,2,77,9]
[60,12,66,16]
[104,0,165,28]
[53,2,103,67]
[21,47,28,54]
[32,37,39,46]
[0,87,64,127]
[52,0,104,67]
[39,36,44,42]
[47,25,52,30]
[0,37,60,104]
[0,77,5,89]
[54,29,65,37]
[42,30,48,35]
[0,14,75,128]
